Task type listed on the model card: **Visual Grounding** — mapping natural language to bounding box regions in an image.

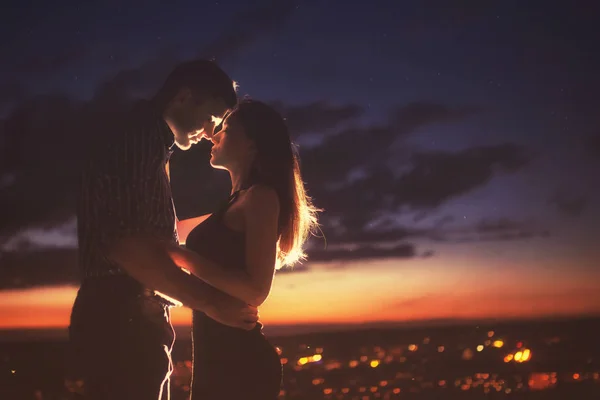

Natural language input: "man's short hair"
[160,59,237,108]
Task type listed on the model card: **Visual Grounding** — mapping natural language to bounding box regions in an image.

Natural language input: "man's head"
[157,60,237,150]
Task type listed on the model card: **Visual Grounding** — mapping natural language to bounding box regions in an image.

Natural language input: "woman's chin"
[209,156,224,169]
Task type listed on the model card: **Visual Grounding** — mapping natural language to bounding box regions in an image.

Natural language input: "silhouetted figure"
[165,100,319,399]
[69,60,257,400]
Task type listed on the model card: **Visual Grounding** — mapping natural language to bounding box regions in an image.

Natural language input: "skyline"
[1,1,599,331]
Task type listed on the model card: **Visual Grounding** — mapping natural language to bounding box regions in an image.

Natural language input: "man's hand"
[204,297,259,331]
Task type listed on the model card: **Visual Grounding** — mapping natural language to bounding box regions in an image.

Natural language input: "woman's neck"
[229,166,251,194]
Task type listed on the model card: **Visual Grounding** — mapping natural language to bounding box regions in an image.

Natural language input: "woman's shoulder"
[239,184,280,212]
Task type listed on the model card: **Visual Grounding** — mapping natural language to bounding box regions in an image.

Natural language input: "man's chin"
[173,140,192,151]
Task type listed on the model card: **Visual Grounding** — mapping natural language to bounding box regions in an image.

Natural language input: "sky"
[0,0,599,332]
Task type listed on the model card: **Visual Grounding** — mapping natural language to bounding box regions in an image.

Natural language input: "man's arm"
[100,125,253,326]
[111,237,257,330]
[109,236,219,309]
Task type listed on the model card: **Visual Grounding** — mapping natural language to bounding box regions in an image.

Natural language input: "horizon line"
[2,314,598,341]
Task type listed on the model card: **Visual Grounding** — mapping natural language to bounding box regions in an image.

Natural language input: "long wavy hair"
[227,99,320,268]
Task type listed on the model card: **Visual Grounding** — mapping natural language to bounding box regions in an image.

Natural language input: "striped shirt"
[77,101,178,279]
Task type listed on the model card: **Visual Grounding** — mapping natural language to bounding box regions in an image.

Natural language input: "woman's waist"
[192,311,264,340]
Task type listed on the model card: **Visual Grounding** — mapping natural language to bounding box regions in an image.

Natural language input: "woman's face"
[209,116,255,170]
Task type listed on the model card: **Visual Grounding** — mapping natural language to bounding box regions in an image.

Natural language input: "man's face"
[172,91,230,151]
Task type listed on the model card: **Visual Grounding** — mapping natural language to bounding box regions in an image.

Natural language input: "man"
[69,60,257,399]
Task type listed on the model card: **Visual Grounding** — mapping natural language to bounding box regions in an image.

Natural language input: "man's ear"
[174,87,193,104]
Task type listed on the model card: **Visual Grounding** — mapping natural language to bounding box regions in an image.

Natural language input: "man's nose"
[202,119,215,139]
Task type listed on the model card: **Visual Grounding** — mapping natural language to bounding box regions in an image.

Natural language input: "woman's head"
[210,99,319,267]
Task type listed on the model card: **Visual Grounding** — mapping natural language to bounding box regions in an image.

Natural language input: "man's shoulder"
[104,107,161,147]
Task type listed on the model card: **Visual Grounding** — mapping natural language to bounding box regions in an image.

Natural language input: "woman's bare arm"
[165,186,280,306]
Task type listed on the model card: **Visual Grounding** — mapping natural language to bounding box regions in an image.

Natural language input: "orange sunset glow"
[2,252,600,330]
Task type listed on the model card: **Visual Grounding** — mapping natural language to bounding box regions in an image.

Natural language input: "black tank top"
[186,190,263,339]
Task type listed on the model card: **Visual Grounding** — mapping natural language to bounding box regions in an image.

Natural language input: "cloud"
[13,45,88,75]
[433,217,550,243]
[299,102,481,184]
[271,101,364,136]
[549,190,588,217]
[390,102,481,134]
[1,1,300,116]
[94,0,298,103]
[392,143,530,208]
[268,102,529,263]
[307,243,417,263]
[308,143,531,243]
[0,95,83,236]
[586,133,600,160]
[0,249,78,290]
[198,0,298,63]
[1,216,76,252]
[0,83,27,112]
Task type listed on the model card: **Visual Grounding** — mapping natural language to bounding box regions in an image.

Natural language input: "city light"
[5,323,599,399]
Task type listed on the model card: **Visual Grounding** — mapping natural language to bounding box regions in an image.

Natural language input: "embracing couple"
[69,60,319,399]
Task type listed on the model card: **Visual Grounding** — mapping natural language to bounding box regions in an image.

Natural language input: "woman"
[165,99,319,399]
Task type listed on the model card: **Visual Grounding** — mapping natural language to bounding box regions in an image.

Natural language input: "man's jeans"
[69,276,176,400]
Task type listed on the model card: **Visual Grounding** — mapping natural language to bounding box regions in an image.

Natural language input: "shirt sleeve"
[100,126,164,241]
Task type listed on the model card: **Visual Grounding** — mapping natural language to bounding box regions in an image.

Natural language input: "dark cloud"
[390,102,481,134]
[299,102,481,185]
[278,101,528,263]
[270,101,364,136]
[586,134,600,160]
[2,0,299,115]
[309,143,531,242]
[549,191,588,217]
[14,45,88,75]
[0,83,27,112]
[392,143,530,209]
[307,243,417,263]
[0,249,78,290]
[321,226,425,247]
[95,0,297,103]
[421,250,435,258]
[434,217,550,243]
[199,0,298,63]
[0,95,83,237]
